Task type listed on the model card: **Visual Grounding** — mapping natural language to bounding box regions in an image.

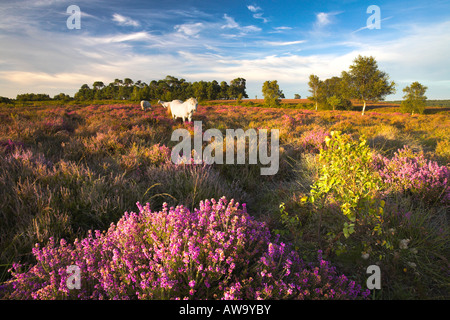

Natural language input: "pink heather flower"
[1,197,369,300]
[299,128,330,153]
[373,146,450,204]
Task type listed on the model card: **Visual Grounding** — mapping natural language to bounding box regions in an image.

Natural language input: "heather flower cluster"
[1,197,369,300]
[373,146,450,204]
[147,143,171,165]
[299,128,330,153]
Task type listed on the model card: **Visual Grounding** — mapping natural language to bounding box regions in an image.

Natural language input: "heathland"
[0,100,448,299]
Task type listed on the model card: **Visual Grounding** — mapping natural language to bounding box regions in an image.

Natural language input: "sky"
[0,0,449,100]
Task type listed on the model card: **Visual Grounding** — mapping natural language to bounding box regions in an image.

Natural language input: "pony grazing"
[140,100,151,111]
[168,98,198,122]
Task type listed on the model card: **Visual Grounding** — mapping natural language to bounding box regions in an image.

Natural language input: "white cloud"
[247,4,268,23]
[174,22,204,37]
[270,26,292,34]
[314,11,343,29]
[93,31,152,43]
[316,12,331,27]
[253,13,268,23]
[222,14,239,29]
[221,14,261,35]
[262,40,306,46]
[275,26,292,30]
[112,13,140,27]
[247,5,261,13]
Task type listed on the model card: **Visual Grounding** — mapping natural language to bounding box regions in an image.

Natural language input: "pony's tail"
[167,105,171,115]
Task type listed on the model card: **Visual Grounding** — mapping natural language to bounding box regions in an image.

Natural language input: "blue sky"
[1,0,449,100]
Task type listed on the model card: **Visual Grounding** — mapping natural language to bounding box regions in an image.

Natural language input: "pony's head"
[187,97,198,112]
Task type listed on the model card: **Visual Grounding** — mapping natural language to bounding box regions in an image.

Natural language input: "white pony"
[168,98,198,122]
[140,100,151,111]
[158,99,181,115]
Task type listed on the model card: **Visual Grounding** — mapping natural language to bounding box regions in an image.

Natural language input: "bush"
[304,131,384,240]
[1,197,369,300]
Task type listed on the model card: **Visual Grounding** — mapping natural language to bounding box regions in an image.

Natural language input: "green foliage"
[16,93,51,101]
[308,75,353,111]
[341,55,396,115]
[262,80,284,107]
[0,96,12,103]
[400,81,428,115]
[327,95,341,110]
[303,131,385,245]
[274,203,303,247]
[307,74,321,110]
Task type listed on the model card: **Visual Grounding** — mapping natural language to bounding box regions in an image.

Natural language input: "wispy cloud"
[247,4,269,23]
[315,12,331,27]
[270,26,292,34]
[247,5,261,13]
[221,14,261,36]
[313,11,343,29]
[174,22,204,38]
[94,31,152,43]
[263,40,306,46]
[112,13,140,27]
[253,13,268,23]
[222,14,239,29]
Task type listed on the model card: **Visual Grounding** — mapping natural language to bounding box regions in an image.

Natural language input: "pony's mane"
[187,97,198,104]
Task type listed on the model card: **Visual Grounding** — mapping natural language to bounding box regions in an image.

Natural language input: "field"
[0,101,448,300]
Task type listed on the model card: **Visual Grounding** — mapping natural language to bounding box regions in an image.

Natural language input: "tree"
[294,94,301,99]
[123,78,134,87]
[228,77,248,99]
[327,95,341,111]
[321,77,352,110]
[207,80,221,100]
[400,81,428,115]
[308,75,322,111]
[92,81,104,91]
[113,79,123,87]
[74,84,93,100]
[53,93,71,101]
[0,96,12,103]
[131,86,141,101]
[16,93,51,101]
[192,81,208,101]
[341,55,396,115]
[262,80,284,107]
[220,81,229,99]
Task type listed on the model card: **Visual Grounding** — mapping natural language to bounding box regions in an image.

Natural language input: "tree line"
[5,55,429,116]
[74,76,248,102]
[8,76,248,103]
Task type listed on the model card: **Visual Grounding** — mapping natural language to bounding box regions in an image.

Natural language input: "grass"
[0,101,448,299]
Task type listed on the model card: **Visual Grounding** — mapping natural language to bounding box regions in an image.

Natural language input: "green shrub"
[303,131,385,250]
